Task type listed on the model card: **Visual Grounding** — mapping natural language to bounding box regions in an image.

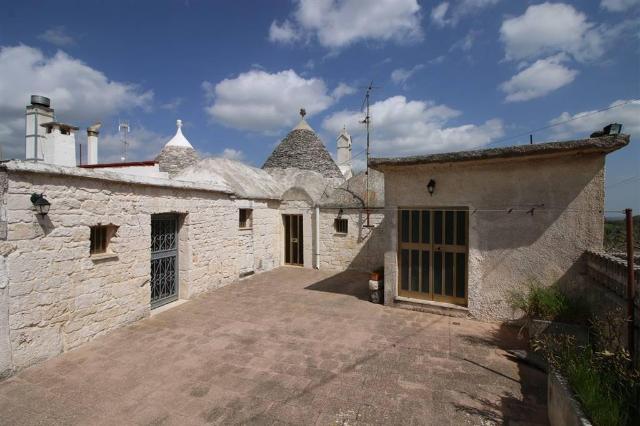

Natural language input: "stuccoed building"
[0,95,630,378]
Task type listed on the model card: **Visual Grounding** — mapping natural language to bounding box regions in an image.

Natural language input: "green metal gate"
[150,214,178,309]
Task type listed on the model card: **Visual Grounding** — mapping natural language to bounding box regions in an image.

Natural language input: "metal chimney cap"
[30,95,51,108]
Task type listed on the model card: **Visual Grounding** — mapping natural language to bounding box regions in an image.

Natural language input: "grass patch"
[508,281,590,324]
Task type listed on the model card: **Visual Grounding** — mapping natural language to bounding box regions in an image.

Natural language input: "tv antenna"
[360,81,379,228]
[118,120,130,162]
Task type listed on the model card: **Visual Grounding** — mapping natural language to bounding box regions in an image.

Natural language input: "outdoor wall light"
[427,179,436,196]
[605,123,623,135]
[30,193,51,216]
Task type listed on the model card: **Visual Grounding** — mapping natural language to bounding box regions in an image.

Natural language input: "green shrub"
[534,310,640,426]
[509,281,569,321]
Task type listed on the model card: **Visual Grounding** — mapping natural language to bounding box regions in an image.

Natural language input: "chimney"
[39,122,78,167]
[336,126,352,179]
[25,95,54,161]
[86,122,102,165]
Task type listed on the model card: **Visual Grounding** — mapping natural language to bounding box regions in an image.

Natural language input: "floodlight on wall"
[604,123,622,135]
[427,179,436,196]
[30,193,50,216]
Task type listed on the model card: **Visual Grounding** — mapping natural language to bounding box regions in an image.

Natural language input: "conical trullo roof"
[262,116,343,179]
[156,119,199,177]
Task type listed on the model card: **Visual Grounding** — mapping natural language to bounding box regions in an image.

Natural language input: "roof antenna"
[360,81,379,229]
[118,120,130,162]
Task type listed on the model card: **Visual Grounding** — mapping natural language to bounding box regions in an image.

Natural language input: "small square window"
[90,225,117,255]
[239,209,253,229]
[334,218,348,234]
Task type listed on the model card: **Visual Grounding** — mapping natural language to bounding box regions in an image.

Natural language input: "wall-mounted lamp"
[337,208,344,218]
[30,193,51,216]
[427,179,436,196]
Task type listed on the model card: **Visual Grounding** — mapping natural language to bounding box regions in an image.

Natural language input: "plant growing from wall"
[508,281,591,328]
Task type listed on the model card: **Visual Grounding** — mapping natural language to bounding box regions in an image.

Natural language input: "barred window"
[239,209,253,229]
[334,218,348,234]
[90,225,117,255]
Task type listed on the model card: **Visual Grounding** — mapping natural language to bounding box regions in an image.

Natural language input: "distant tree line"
[604,215,640,253]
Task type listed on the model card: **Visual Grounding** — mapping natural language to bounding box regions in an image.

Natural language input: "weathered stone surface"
[319,209,385,272]
[263,128,343,179]
[155,145,200,178]
[370,134,629,168]
[379,151,609,320]
[0,168,281,374]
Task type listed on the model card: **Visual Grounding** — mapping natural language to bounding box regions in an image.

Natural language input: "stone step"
[393,298,470,318]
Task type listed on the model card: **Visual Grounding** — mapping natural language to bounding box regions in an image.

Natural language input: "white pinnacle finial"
[165,119,193,148]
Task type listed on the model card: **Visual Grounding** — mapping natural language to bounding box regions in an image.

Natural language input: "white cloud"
[431,2,450,26]
[500,3,610,62]
[0,45,153,160]
[268,20,300,44]
[549,99,640,139]
[203,69,334,132]
[500,55,578,102]
[218,148,246,161]
[331,82,356,99]
[601,0,640,12]
[390,64,424,86]
[270,0,423,49]
[38,26,75,47]
[322,95,504,156]
[449,29,481,52]
[431,0,500,27]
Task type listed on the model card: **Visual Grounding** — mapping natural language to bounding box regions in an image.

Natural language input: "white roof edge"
[0,160,233,195]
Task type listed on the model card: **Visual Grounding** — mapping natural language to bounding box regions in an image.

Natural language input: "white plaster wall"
[44,131,76,167]
[0,170,281,372]
[318,209,385,272]
[380,153,605,320]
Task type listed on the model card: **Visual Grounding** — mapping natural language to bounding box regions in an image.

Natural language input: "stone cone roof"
[156,120,199,177]
[156,146,199,178]
[262,120,343,179]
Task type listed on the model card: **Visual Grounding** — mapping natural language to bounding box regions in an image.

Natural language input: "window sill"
[239,227,253,231]
[90,253,119,262]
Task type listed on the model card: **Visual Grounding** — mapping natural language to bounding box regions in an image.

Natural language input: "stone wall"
[318,209,385,272]
[0,168,281,377]
[585,250,640,365]
[378,153,606,320]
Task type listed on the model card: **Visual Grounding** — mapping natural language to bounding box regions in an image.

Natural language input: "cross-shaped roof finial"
[300,108,306,119]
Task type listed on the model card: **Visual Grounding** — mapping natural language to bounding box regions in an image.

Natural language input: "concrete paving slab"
[0,267,547,425]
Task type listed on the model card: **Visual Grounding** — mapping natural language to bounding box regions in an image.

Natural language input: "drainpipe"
[315,205,320,269]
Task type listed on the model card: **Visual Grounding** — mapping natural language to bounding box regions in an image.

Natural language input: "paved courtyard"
[0,267,548,425]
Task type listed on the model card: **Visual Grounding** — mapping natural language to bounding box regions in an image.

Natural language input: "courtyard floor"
[0,267,548,425]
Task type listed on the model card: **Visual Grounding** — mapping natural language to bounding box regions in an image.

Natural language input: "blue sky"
[0,0,638,211]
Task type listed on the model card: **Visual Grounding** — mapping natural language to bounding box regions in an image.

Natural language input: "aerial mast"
[361,81,376,228]
[118,120,130,162]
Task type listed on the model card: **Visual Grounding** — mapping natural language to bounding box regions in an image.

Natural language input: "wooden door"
[398,208,468,305]
[283,214,304,266]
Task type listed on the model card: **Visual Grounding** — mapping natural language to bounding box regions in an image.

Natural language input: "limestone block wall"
[379,153,606,320]
[318,209,385,272]
[0,169,280,377]
[251,202,281,272]
[234,200,281,275]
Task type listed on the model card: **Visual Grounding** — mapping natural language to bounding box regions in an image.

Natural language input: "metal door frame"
[283,214,304,266]
[397,207,468,306]
[150,214,179,309]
